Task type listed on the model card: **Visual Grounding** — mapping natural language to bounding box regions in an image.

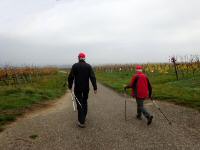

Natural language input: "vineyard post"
[171,57,179,80]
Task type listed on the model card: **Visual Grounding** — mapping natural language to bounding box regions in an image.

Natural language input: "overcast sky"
[0,0,200,66]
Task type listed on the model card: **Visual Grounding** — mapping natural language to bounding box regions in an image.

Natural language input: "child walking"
[124,65,153,125]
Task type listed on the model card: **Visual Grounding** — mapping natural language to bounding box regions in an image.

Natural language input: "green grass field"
[0,72,67,131]
[96,71,200,111]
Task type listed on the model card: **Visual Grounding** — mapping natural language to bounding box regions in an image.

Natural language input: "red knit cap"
[136,65,143,72]
[78,52,86,60]
[136,65,142,70]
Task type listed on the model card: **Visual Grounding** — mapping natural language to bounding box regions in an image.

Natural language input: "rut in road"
[0,83,200,150]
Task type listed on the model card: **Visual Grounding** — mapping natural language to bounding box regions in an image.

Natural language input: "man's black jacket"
[68,60,97,92]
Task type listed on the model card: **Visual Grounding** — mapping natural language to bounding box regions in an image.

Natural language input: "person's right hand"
[94,90,97,94]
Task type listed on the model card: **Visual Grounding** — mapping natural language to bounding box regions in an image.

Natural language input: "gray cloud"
[0,0,200,66]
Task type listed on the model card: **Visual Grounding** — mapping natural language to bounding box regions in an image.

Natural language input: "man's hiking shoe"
[136,115,142,120]
[147,116,153,125]
[77,122,85,128]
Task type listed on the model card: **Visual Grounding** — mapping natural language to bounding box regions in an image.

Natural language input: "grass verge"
[0,72,67,131]
[96,71,200,111]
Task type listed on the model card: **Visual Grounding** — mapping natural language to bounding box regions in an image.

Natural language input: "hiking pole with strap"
[151,98,172,125]
[70,92,76,111]
[71,92,82,109]
[124,89,127,121]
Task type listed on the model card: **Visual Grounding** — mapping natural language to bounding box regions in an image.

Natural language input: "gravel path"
[0,83,200,150]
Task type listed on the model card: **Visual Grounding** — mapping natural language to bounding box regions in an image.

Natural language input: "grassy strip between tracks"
[0,72,67,131]
[96,71,200,112]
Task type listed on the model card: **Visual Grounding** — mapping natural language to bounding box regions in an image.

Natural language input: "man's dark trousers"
[74,90,89,124]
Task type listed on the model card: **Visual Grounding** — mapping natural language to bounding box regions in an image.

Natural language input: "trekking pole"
[124,89,127,121]
[151,98,172,125]
[71,92,82,109]
[70,92,76,111]
[125,98,127,121]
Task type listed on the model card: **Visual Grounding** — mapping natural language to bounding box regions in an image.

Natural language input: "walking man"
[124,65,153,125]
[68,52,97,128]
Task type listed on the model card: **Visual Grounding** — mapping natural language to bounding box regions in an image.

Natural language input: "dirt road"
[0,83,200,150]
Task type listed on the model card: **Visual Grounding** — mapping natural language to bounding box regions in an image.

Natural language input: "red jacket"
[129,72,152,99]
